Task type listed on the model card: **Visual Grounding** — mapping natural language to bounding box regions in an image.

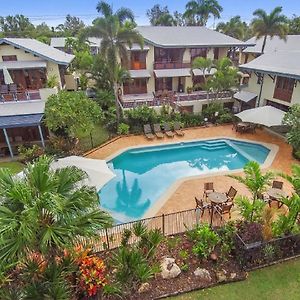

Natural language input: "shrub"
[202,102,224,120]
[181,113,204,127]
[218,221,236,258]
[218,112,234,123]
[18,144,44,163]
[283,104,300,151]
[117,123,130,135]
[188,224,220,259]
[125,106,158,130]
[46,75,59,88]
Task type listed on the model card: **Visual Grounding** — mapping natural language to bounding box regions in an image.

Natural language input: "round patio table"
[267,188,288,200]
[208,192,227,205]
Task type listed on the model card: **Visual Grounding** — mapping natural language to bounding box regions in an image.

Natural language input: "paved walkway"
[87,125,297,217]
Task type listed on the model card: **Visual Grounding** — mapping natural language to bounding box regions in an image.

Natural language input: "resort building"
[236,35,300,111]
[50,37,102,55]
[119,26,253,113]
[0,37,74,157]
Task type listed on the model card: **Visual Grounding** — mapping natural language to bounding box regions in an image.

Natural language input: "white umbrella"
[2,66,13,84]
[235,106,286,127]
[51,156,115,190]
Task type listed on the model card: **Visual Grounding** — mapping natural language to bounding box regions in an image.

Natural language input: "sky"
[1,0,299,27]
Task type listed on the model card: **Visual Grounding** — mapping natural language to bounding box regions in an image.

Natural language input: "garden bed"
[99,232,247,300]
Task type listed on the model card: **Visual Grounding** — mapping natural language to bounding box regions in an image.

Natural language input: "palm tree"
[0,155,112,264]
[89,1,144,123]
[192,57,213,85]
[251,6,288,53]
[229,161,274,221]
[154,13,176,26]
[216,16,247,40]
[183,0,223,26]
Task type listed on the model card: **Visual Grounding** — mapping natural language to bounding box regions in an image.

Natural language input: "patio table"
[267,188,288,200]
[208,192,227,205]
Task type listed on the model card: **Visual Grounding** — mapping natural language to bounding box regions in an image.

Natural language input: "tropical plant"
[88,1,144,124]
[46,74,59,88]
[251,6,288,53]
[288,14,300,35]
[218,221,236,259]
[188,224,220,259]
[45,91,102,139]
[183,0,223,26]
[229,161,274,222]
[18,144,44,163]
[280,164,300,196]
[117,122,130,135]
[192,57,213,86]
[0,156,112,297]
[147,4,171,25]
[216,16,248,40]
[282,104,300,153]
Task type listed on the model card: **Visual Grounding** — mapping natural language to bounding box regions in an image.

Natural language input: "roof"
[154,68,191,78]
[136,26,253,48]
[0,113,43,129]
[239,51,300,79]
[0,100,45,117]
[0,38,74,65]
[129,69,151,78]
[233,91,257,103]
[0,60,47,70]
[244,35,300,54]
[50,37,102,48]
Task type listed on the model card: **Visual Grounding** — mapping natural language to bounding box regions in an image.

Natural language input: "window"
[190,48,207,61]
[273,76,294,102]
[214,48,219,60]
[2,55,17,61]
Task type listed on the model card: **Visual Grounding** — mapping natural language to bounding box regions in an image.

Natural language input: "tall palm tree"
[192,57,213,85]
[154,13,176,26]
[251,6,288,53]
[229,161,274,221]
[216,16,246,40]
[183,0,223,26]
[89,1,144,123]
[0,155,112,264]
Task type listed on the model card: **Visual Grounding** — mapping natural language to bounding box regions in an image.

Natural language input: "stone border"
[101,136,278,221]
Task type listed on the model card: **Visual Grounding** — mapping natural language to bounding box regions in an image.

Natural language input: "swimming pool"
[99,139,271,223]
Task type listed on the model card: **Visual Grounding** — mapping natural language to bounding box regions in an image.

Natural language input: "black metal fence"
[235,232,300,271]
[80,207,224,252]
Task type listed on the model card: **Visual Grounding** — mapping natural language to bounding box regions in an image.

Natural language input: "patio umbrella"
[235,106,286,127]
[51,156,116,190]
[2,66,13,84]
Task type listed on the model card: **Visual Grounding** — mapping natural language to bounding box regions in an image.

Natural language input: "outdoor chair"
[163,123,175,138]
[1,85,8,94]
[203,182,214,200]
[174,122,185,136]
[226,186,237,202]
[153,124,164,138]
[272,181,283,190]
[195,197,211,217]
[143,124,155,140]
[215,202,234,220]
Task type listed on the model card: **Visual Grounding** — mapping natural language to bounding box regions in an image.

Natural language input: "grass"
[77,123,110,152]
[172,259,300,300]
[0,161,25,174]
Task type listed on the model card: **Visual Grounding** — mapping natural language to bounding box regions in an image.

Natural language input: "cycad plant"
[229,161,274,222]
[0,156,112,298]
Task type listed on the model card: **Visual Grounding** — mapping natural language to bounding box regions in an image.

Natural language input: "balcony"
[130,61,146,70]
[154,61,191,70]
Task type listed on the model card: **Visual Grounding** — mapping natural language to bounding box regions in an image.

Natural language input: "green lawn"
[0,161,25,174]
[77,123,110,152]
[172,259,300,300]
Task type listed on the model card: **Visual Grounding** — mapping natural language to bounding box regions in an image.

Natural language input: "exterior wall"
[46,61,62,89]
[207,48,214,60]
[146,45,155,93]
[239,52,258,65]
[180,98,234,113]
[218,47,229,59]
[242,72,300,107]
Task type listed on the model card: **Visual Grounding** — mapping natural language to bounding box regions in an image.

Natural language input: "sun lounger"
[163,123,175,138]
[174,122,185,136]
[153,124,164,138]
[143,124,155,140]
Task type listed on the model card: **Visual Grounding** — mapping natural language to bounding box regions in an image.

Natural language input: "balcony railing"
[130,61,146,70]
[0,90,41,102]
[153,61,191,69]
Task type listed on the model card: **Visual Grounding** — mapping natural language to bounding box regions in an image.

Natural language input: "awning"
[0,100,45,117]
[126,43,150,51]
[129,69,151,78]
[0,60,47,70]
[51,156,116,190]
[233,91,257,103]
[0,113,43,129]
[192,68,216,76]
[235,106,286,127]
[154,68,191,78]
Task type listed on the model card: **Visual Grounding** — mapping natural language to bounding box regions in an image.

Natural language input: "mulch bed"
[99,233,247,300]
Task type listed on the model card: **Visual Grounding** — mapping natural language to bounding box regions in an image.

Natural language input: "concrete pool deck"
[87,124,297,218]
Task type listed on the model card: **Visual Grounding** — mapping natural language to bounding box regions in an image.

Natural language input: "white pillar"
[38,125,45,148]
[3,128,13,158]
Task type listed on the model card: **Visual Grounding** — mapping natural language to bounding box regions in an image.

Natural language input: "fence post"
[162,214,165,236]
[105,228,110,250]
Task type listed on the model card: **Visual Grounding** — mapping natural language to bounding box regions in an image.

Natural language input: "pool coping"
[101,136,279,221]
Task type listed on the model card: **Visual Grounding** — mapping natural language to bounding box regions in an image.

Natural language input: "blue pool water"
[99,139,270,223]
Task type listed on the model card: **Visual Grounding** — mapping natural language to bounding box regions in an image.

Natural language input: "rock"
[230,273,237,279]
[216,270,227,283]
[210,252,218,261]
[160,257,181,279]
[138,283,150,294]
[193,268,212,282]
